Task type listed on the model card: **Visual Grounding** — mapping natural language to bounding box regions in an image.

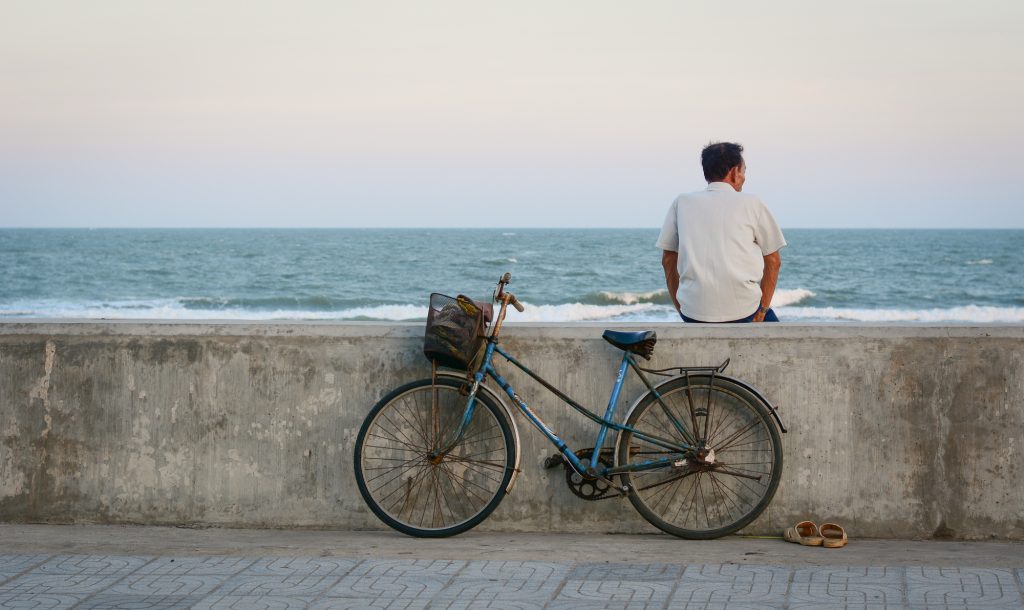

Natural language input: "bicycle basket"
[424,293,492,370]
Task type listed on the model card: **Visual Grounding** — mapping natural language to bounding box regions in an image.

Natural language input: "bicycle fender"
[435,372,523,493]
[704,373,787,433]
[614,372,787,459]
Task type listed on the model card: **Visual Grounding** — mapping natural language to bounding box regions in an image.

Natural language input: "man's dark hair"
[701,142,744,182]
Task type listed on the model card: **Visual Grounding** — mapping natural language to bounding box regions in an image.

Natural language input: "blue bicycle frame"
[435,338,700,479]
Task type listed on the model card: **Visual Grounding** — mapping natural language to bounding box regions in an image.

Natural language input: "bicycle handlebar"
[495,272,525,313]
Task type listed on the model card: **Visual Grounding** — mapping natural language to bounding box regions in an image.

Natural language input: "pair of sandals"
[784,521,847,548]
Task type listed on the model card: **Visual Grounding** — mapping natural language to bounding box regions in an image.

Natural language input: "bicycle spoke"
[438,460,493,508]
[363,455,425,485]
[367,427,426,452]
[683,371,701,443]
[381,462,433,516]
[711,418,762,454]
[443,458,505,487]
[636,468,698,494]
[445,454,508,474]
[711,465,767,482]
[379,410,429,452]
[368,457,429,495]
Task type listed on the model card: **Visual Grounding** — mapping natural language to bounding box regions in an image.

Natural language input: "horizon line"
[1,226,1022,231]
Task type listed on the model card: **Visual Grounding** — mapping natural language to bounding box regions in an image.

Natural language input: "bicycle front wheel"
[354,377,516,537]
[616,375,782,539]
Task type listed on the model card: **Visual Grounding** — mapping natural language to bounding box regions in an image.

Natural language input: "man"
[657,142,785,323]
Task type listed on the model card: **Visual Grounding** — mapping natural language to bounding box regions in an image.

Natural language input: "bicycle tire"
[616,375,782,539]
[354,377,516,537]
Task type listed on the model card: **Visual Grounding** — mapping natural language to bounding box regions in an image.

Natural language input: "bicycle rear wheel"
[354,377,516,537]
[616,375,782,539]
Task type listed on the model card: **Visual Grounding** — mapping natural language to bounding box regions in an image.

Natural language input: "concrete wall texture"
[1,321,1022,540]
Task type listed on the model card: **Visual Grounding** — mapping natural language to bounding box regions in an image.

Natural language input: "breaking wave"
[777,304,1024,323]
[594,287,815,308]
[4,296,1022,324]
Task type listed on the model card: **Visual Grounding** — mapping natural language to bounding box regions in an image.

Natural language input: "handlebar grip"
[510,296,525,312]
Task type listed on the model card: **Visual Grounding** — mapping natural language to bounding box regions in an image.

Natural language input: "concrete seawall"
[1,321,1022,539]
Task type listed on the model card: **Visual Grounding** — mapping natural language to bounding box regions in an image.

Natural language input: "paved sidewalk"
[1,525,1023,608]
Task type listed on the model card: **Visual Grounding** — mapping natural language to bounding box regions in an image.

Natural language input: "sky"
[1,1,1022,229]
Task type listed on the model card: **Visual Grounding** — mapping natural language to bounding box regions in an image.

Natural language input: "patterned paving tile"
[554,579,674,604]
[76,593,207,609]
[434,576,561,602]
[906,566,1023,607]
[134,556,257,576]
[788,583,906,607]
[545,602,668,610]
[241,556,358,577]
[108,573,229,596]
[672,563,791,606]
[787,566,906,607]
[676,604,790,610]
[212,574,342,597]
[0,592,84,609]
[2,550,1022,609]
[794,566,905,585]
[346,559,465,578]
[0,555,50,576]
[0,574,122,595]
[319,559,463,599]
[308,598,430,609]
[786,601,909,605]
[567,562,682,581]
[324,573,451,599]
[191,595,317,609]
[433,560,567,602]
[33,555,152,576]
[455,560,569,581]
[429,599,545,610]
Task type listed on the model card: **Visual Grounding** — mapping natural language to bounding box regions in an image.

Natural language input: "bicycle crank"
[559,448,623,501]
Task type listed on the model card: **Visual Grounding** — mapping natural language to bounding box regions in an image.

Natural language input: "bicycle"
[354,273,786,539]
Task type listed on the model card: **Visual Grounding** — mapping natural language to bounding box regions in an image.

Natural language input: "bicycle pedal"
[543,453,564,469]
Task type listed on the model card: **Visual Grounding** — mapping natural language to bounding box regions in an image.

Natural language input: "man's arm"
[753,250,782,322]
[661,250,681,313]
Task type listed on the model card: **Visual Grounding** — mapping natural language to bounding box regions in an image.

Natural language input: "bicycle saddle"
[602,330,657,360]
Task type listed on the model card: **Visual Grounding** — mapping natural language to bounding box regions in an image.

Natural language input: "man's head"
[701,142,746,191]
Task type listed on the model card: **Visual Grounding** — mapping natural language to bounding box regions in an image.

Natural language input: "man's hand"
[755,251,782,323]
[661,250,681,313]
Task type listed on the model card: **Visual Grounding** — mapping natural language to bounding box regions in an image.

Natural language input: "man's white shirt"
[656,182,786,322]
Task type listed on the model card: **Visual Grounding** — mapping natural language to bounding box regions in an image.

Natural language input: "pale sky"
[1,1,1022,228]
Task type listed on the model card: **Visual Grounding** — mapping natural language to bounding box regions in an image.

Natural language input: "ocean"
[1,228,1022,323]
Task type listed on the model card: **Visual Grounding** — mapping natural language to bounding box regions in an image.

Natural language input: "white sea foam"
[598,289,667,305]
[0,299,428,321]
[966,259,993,265]
[504,302,664,323]
[772,288,815,307]
[4,297,1023,324]
[778,304,1024,323]
[598,287,814,307]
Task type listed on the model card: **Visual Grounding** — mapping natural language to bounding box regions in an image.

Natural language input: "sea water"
[1,228,1021,323]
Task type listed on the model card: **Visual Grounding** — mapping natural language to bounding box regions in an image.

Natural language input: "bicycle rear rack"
[635,358,730,377]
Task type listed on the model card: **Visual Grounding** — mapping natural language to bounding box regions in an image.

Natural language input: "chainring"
[564,448,615,501]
